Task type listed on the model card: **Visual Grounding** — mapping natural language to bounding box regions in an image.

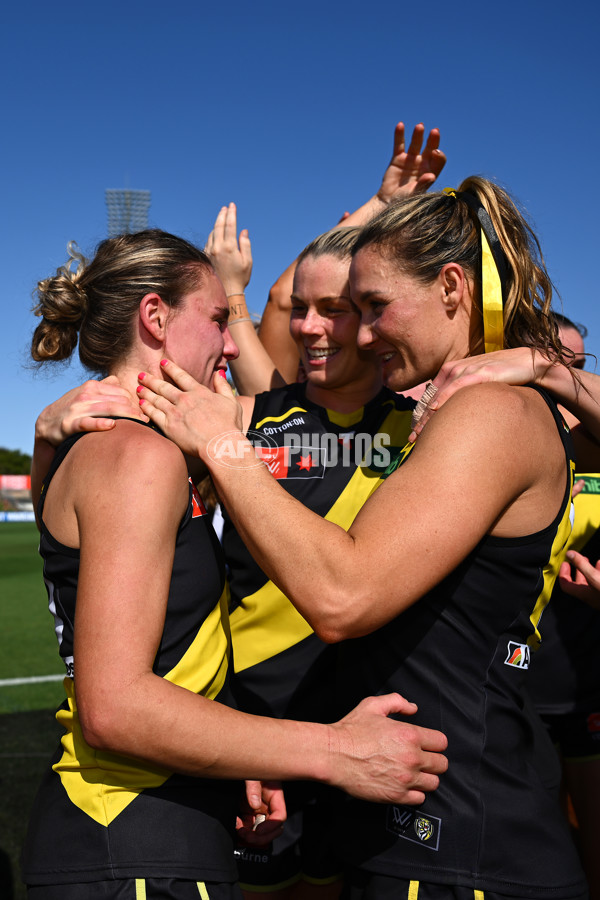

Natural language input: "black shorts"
[541,706,600,761]
[343,871,589,900]
[235,786,342,890]
[27,877,243,900]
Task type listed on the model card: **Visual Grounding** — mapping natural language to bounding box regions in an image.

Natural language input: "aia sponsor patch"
[386,806,441,851]
[504,641,531,669]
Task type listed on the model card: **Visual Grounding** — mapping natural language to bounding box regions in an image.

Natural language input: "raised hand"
[559,552,600,609]
[205,202,252,298]
[377,121,447,203]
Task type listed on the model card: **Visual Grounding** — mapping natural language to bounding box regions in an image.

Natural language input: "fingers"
[430,148,447,178]
[212,369,237,397]
[406,122,425,157]
[224,202,238,242]
[391,121,405,158]
[239,228,253,268]
[416,728,449,755]
[572,478,586,499]
[567,551,600,589]
[76,416,117,434]
[361,692,417,718]
[158,358,207,391]
[422,127,440,155]
[245,779,262,811]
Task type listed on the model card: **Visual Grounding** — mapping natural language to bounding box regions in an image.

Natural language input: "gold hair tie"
[443,187,505,353]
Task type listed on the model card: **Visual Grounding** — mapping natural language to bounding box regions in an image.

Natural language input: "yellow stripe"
[474,891,485,900]
[231,407,413,672]
[325,405,366,427]
[481,229,504,353]
[255,407,308,428]
[53,584,232,826]
[135,879,146,900]
[528,458,576,648]
[197,883,210,899]
[408,881,419,900]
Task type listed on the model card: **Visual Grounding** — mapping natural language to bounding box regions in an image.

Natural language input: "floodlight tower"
[105,189,151,236]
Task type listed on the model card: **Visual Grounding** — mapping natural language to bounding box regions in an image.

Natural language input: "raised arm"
[206,203,285,395]
[259,121,447,381]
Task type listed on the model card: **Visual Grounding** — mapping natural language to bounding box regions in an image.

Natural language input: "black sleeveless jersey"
[334,388,587,898]
[224,382,415,722]
[527,472,600,717]
[22,422,241,886]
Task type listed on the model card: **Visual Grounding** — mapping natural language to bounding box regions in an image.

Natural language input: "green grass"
[0,522,64,697]
[0,523,66,898]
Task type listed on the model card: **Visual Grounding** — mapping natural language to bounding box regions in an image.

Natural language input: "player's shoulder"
[74,419,187,487]
[420,383,557,457]
[441,381,546,423]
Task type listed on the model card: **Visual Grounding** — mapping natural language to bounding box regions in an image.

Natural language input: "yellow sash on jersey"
[231,405,413,672]
[53,586,231,826]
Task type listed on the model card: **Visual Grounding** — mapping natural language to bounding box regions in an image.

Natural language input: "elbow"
[306,585,372,644]
[78,696,127,752]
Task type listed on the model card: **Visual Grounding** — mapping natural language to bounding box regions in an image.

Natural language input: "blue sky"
[2,0,598,454]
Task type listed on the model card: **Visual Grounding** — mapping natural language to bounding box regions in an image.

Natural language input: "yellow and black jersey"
[224,382,415,722]
[527,473,600,719]
[22,422,240,887]
[335,387,587,898]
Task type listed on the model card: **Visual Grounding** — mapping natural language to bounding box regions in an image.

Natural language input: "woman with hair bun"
[137,180,599,899]
[22,229,449,900]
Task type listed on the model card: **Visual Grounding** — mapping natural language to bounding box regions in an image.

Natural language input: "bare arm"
[206,203,286,394]
[137,365,562,641]
[409,349,600,455]
[66,423,447,804]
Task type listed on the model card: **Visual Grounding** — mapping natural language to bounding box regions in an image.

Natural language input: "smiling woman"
[134,179,600,900]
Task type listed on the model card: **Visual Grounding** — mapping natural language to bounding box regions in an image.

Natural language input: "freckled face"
[350,246,454,392]
[163,272,238,389]
[290,254,381,394]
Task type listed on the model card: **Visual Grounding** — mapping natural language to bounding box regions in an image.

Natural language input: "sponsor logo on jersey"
[233,848,270,865]
[189,480,208,517]
[386,805,441,851]
[578,475,600,494]
[504,641,531,669]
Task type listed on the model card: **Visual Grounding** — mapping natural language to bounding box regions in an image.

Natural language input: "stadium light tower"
[105,189,151,236]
